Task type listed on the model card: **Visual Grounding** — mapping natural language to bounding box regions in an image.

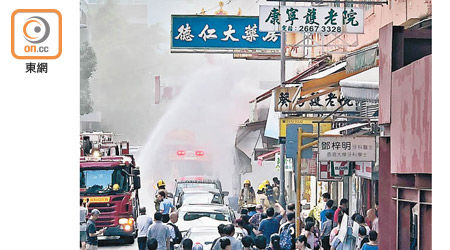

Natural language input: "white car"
[179,226,220,249]
[175,188,224,208]
[176,204,243,238]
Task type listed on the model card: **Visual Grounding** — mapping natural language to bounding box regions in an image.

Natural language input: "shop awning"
[285,55,331,84]
[339,67,379,102]
[300,61,347,81]
[257,148,280,166]
[323,123,369,135]
[249,56,330,104]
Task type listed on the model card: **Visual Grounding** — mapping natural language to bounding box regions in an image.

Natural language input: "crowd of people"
[80,179,379,250]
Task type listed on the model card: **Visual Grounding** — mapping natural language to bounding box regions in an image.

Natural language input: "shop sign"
[274,86,356,112]
[318,136,376,162]
[300,151,317,176]
[275,154,294,172]
[286,158,294,172]
[318,162,343,181]
[330,161,352,177]
[171,15,281,50]
[259,5,364,34]
[355,161,373,179]
[279,117,332,138]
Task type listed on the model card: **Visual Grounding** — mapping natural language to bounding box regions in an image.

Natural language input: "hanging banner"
[318,136,376,162]
[274,86,356,112]
[259,5,364,34]
[286,158,294,172]
[275,154,293,172]
[318,162,343,181]
[330,161,352,177]
[300,151,318,176]
[172,15,281,50]
[355,161,373,179]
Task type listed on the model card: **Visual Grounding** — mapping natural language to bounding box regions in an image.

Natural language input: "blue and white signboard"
[171,15,281,50]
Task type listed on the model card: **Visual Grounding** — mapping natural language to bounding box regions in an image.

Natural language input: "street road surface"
[98,239,136,249]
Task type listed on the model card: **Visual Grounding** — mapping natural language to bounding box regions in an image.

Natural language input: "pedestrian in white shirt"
[136,207,153,250]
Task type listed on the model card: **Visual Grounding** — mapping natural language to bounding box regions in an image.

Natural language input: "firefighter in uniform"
[154,180,169,211]
[263,179,276,206]
[255,183,270,209]
[239,180,256,207]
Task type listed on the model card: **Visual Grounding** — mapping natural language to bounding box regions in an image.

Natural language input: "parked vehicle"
[175,188,224,209]
[176,204,237,234]
[80,132,141,244]
[176,226,220,249]
[174,176,228,206]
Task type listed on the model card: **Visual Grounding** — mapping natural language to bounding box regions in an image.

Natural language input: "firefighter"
[255,183,270,209]
[239,180,256,206]
[154,179,169,211]
[263,179,276,206]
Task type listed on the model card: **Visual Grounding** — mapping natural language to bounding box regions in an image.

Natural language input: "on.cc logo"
[23,16,50,44]
[11,9,62,60]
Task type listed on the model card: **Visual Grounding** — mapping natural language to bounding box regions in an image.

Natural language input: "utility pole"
[279,0,287,208]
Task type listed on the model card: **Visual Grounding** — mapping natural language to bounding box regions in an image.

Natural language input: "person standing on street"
[80,198,90,250]
[263,180,276,206]
[219,238,232,250]
[366,209,379,233]
[268,234,282,250]
[320,200,334,226]
[256,203,286,246]
[360,231,378,250]
[241,235,254,250]
[280,203,295,224]
[279,212,296,250]
[137,207,153,250]
[193,243,204,250]
[256,184,270,209]
[322,193,331,210]
[86,209,106,250]
[329,213,343,245]
[249,204,265,230]
[239,180,256,206]
[333,199,348,223]
[254,235,268,250]
[212,224,243,250]
[356,226,370,250]
[155,179,169,211]
[158,190,175,215]
[147,212,171,250]
[295,235,312,250]
[302,221,319,250]
[167,212,182,250]
[272,177,281,203]
[320,211,336,250]
[182,238,193,250]
[355,215,371,235]
[211,224,227,250]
